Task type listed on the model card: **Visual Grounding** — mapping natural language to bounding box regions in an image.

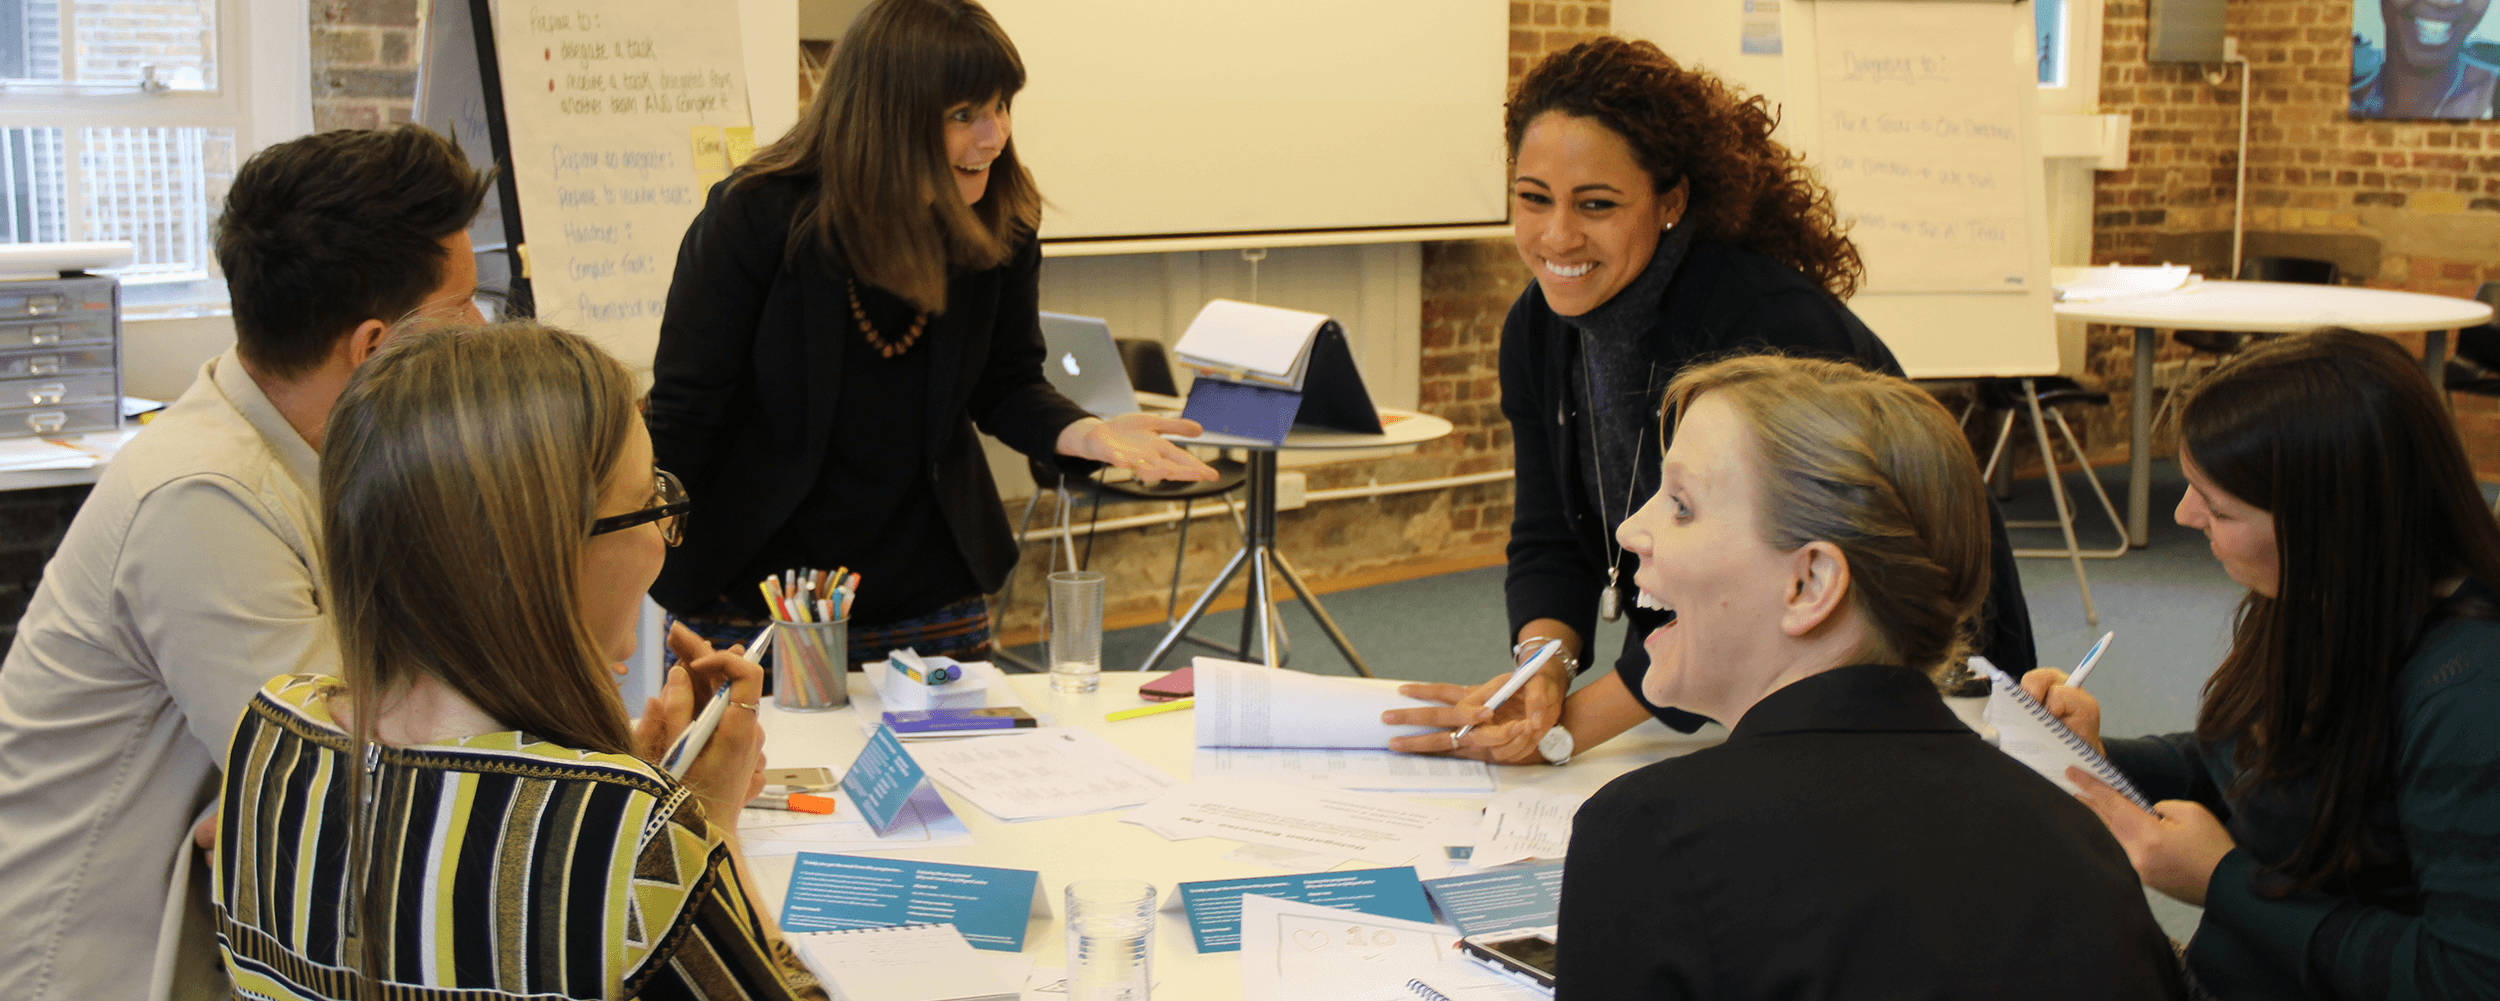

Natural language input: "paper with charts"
[1237,893,1464,1001]
[906,727,1179,822]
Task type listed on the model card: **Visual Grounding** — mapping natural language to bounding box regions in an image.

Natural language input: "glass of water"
[1064,877,1155,1000]
[1048,570,1106,693]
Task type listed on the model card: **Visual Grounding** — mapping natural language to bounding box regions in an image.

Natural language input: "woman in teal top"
[2027,329,2500,999]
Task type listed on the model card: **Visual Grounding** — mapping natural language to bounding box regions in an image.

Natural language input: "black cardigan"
[1557,663,2189,1001]
[645,175,1095,615]
[1500,240,2038,724]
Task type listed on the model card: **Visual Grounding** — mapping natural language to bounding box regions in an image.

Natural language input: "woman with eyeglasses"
[647,0,1213,664]
[209,323,823,1000]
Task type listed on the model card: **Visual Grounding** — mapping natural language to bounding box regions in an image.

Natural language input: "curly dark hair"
[1506,37,1863,299]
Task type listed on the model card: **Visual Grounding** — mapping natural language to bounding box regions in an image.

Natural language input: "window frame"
[2034,0,2106,115]
[0,0,311,313]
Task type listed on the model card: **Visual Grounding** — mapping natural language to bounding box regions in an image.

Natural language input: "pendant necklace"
[847,279,928,358]
[1581,340,1658,622]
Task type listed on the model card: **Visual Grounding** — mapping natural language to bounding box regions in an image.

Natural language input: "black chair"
[1964,377,2127,627]
[996,339,1255,670]
[2442,282,2500,517]
[2156,256,2343,431]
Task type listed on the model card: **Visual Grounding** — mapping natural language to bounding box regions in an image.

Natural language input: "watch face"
[1537,726,1573,764]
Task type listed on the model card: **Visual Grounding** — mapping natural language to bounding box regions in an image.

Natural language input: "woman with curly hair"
[1386,37,2036,764]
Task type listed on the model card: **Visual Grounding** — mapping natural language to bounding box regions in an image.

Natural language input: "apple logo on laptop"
[1061,352,1081,376]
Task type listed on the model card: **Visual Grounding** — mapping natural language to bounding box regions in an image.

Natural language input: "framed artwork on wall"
[2352,0,2500,119]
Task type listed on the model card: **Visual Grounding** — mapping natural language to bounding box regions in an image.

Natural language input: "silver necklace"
[1581,338,1657,622]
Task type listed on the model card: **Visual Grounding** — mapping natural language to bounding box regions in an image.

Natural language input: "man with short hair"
[0,125,490,1001]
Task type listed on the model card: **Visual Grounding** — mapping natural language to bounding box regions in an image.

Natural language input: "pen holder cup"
[770,618,848,712]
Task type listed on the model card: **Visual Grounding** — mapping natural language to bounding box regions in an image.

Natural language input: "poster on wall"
[2351,0,2500,119]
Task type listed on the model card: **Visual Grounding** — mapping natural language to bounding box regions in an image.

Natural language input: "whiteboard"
[488,2,753,367]
[1785,0,2058,377]
[981,0,1510,243]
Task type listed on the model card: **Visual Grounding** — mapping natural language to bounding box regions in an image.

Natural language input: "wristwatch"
[1537,725,1575,765]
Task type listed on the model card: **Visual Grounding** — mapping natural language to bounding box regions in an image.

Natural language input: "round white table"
[747,671,1715,1000]
[1136,407,1457,677]
[2051,280,2490,546]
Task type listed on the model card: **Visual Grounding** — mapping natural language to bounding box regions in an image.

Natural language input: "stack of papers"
[907,727,1179,821]
[1195,747,1497,795]
[1189,658,1498,794]
[0,437,94,472]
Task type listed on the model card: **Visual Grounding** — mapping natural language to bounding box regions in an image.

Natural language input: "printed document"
[1468,788,1584,866]
[1195,746,1496,795]
[1193,658,1445,749]
[908,727,1179,821]
[1122,777,1476,866]
[1237,893,1462,1001]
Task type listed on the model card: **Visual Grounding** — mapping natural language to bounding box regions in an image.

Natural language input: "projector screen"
[982,0,1511,243]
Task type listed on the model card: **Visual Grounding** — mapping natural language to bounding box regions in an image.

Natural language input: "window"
[2034,0,2102,114]
[0,0,286,316]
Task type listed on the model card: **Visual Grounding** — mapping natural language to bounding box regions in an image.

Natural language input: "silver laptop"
[1038,312,1139,418]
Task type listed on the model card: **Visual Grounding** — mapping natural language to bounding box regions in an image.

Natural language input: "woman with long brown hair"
[647,0,1212,663]
[210,323,818,999]
[2027,330,2500,999]
[1388,36,2036,763]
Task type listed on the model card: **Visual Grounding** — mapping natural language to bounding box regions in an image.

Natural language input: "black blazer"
[1500,241,2038,724]
[645,175,1094,614]
[1557,664,2189,1001]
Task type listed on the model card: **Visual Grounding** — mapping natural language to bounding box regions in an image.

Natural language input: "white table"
[2051,280,2490,546]
[1136,407,1457,677]
[748,671,1716,999]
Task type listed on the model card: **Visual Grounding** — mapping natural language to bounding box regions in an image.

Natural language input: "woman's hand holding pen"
[2019,667,2106,757]
[1383,657,1570,764]
[645,624,769,834]
[1059,413,1221,483]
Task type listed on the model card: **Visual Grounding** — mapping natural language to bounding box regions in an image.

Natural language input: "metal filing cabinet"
[0,275,120,440]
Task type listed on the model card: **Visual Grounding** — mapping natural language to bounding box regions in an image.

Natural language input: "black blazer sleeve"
[648,178,789,487]
[1500,295,1603,649]
[966,236,1094,468]
[1557,786,1713,1000]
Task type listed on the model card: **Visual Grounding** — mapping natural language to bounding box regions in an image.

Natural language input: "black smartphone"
[1460,931,1557,991]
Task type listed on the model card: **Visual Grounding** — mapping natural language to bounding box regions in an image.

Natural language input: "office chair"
[1963,377,2128,627]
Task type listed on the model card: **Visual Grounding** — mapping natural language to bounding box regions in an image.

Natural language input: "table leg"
[1270,550,1373,678]
[2427,329,2452,397]
[2128,325,2155,548]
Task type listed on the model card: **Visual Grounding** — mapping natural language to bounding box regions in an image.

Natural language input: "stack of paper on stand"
[788,923,1021,1001]
[1123,777,1478,866]
[1236,893,1468,1001]
[906,727,1178,821]
[1467,788,1583,867]
[1172,299,1382,445]
[1191,658,1499,795]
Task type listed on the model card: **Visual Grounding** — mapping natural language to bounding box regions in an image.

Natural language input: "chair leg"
[1981,408,2018,481]
[993,490,1049,673]
[2048,406,2130,558]
[1168,498,1193,624]
[2021,380,2099,626]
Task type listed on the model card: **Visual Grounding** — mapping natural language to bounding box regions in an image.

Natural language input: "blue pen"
[2065,631,2116,689]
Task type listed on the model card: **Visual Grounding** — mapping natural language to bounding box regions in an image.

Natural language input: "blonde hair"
[736,0,1041,313]
[1663,354,1991,675]
[319,321,640,984]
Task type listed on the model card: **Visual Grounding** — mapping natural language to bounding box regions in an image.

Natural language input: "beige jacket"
[0,348,330,1001]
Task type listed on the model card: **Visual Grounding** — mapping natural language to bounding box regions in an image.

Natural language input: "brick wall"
[2087,0,2500,477]
[311,0,423,131]
[0,487,90,658]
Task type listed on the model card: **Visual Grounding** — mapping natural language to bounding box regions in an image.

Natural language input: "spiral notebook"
[1972,657,2158,814]
[788,923,1018,1001]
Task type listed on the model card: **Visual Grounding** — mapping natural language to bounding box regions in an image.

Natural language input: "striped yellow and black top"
[211,674,822,1000]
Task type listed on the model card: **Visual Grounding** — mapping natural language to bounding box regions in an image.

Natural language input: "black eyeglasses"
[590,468,690,546]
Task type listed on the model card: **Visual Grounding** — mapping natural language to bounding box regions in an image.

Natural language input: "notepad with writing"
[789,923,1017,1001]
[1972,658,2158,814]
